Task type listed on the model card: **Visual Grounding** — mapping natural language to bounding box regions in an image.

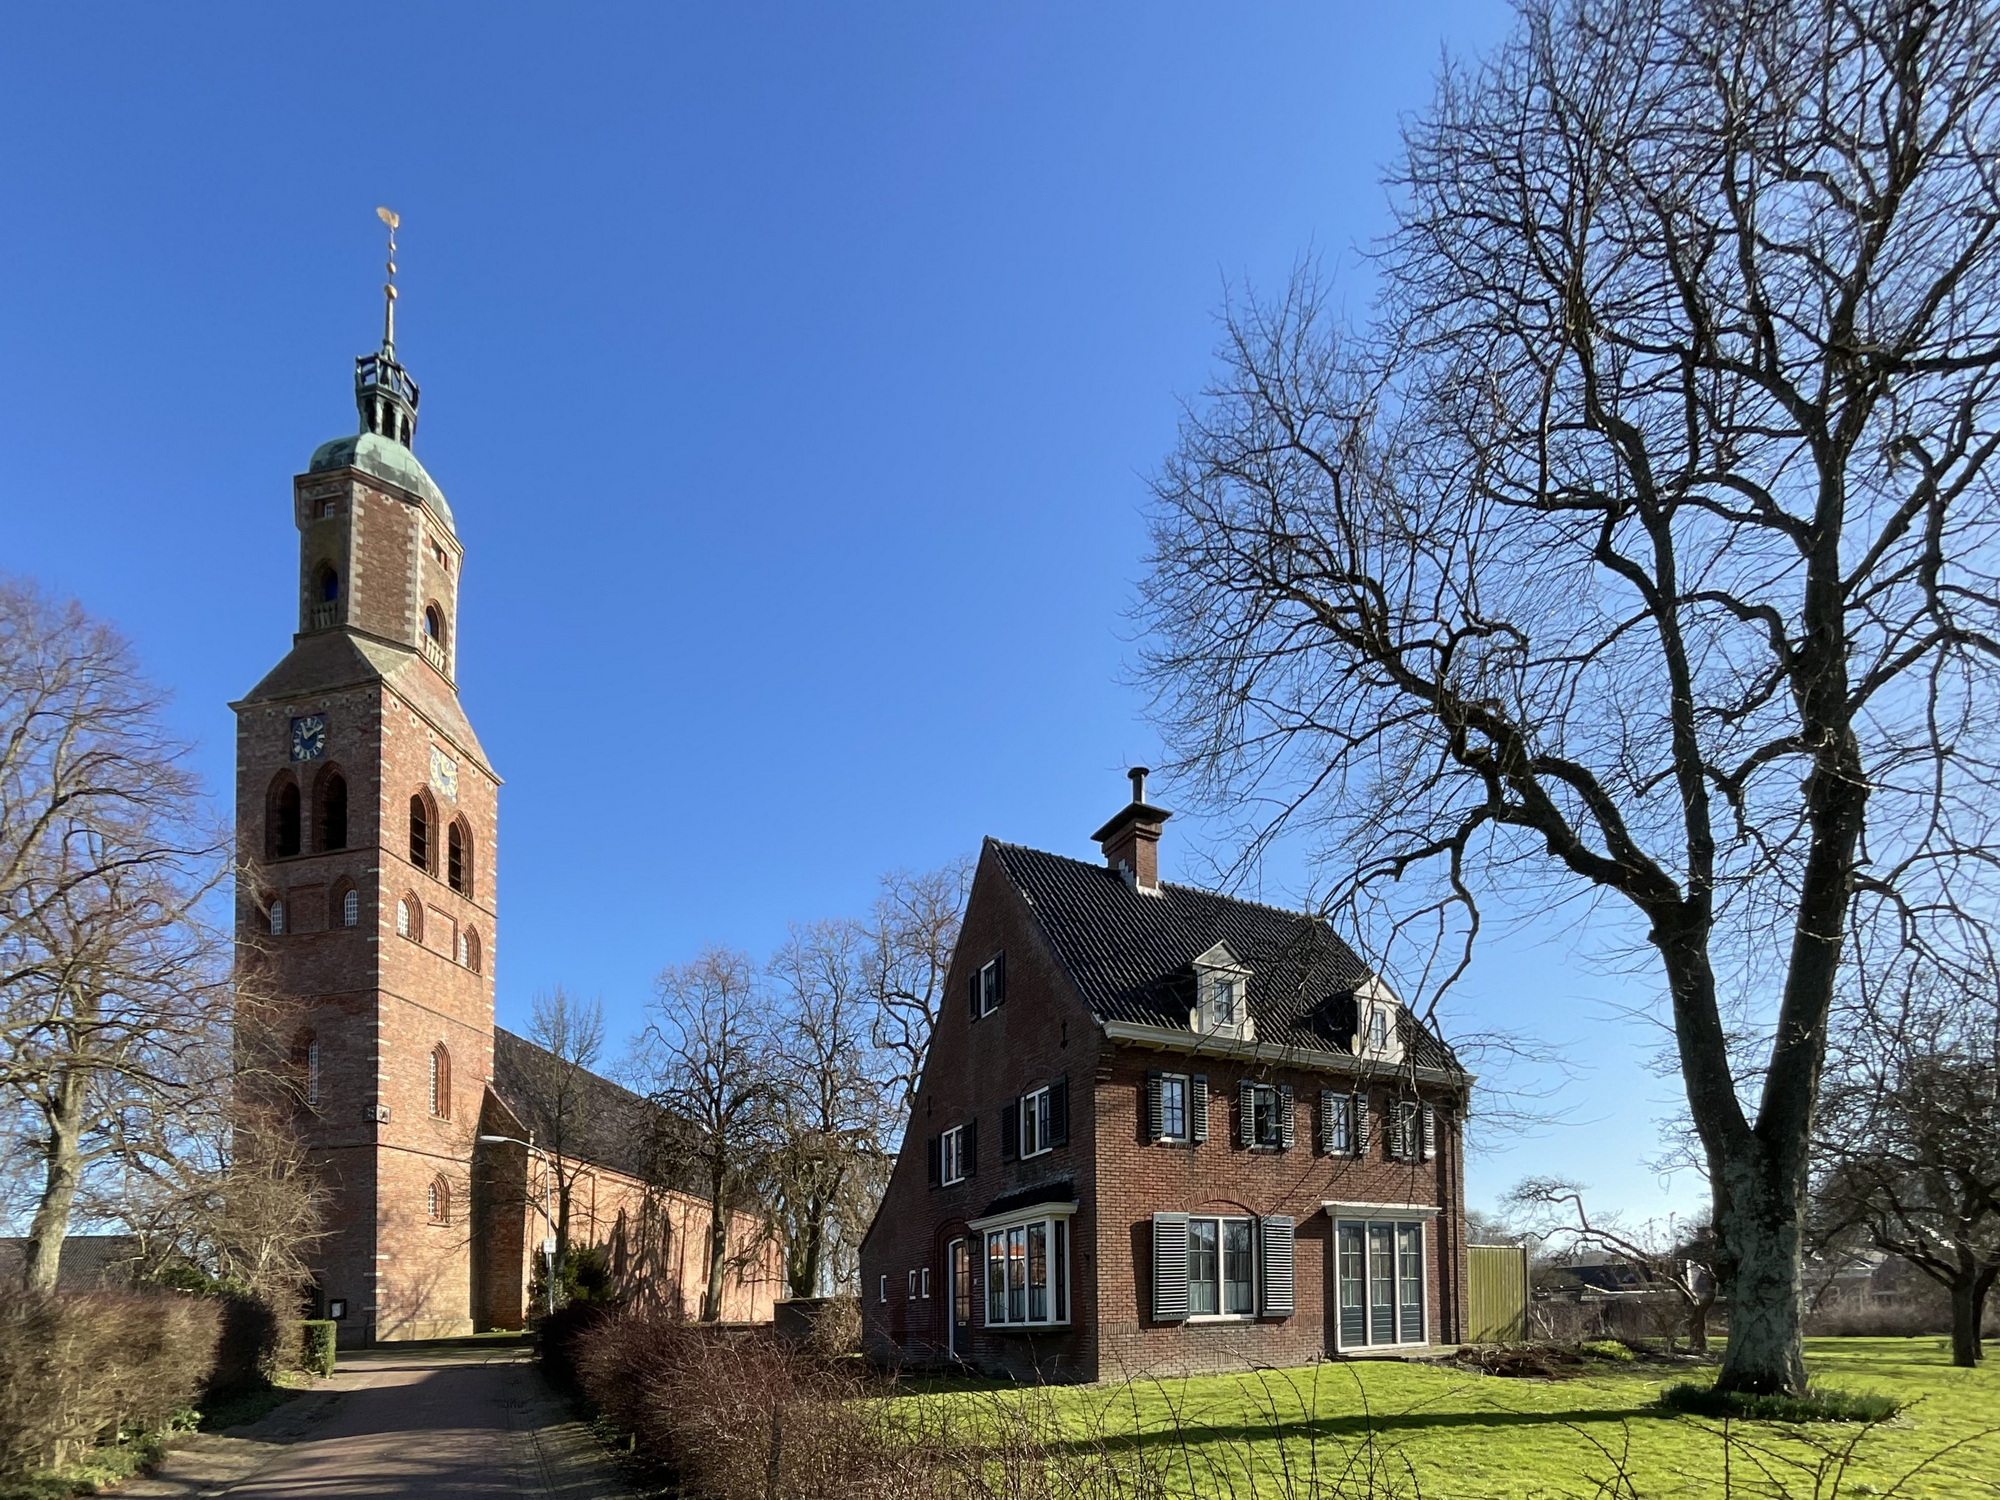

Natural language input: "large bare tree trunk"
[22,1068,85,1292]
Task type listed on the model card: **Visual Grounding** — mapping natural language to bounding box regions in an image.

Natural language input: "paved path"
[125,1340,630,1499]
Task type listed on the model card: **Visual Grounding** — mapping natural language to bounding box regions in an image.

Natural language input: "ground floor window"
[1336,1219,1426,1346]
[982,1215,1069,1327]
[1187,1216,1255,1316]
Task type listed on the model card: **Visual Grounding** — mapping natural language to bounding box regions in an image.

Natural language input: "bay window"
[972,1203,1073,1329]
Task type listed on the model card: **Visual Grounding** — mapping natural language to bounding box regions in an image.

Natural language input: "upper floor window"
[409,795,431,871]
[293,1030,319,1106]
[318,566,340,603]
[1354,978,1406,1064]
[429,1044,451,1120]
[397,895,420,942]
[971,953,1005,1018]
[424,605,445,646]
[340,887,360,929]
[1190,944,1253,1040]
[268,899,286,936]
[461,927,481,973]
[318,771,348,851]
[940,1123,970,1185]
[1147,1071,1208,1143]
[1368,1009,1390,1051]
[271,778,302,858]
[1153,1073,1191,1142]
[428,1174,451,1225]
[1237,1081,1294,1150]
[447,820,469,894]
[1019,1085,1052,1158]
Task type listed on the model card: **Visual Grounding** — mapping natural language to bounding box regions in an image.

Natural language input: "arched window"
[428,1174,451,1224]
[340,888,360,928]
[447,820,469,894]
[269,898,286,936]
[397,896,419,941]
[271,778,302,858]
[424,605,444,646]
[409,794,430,871]
[429,1044,451,1120]
[462,928,481,974]
[318,771,348,851]
[318,565,340,603]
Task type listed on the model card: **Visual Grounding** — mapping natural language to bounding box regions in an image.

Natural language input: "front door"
[949,1238,973,1358]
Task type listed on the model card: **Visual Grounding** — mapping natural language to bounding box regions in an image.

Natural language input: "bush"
[203,1295,282,1403]
[1581,1339,1637,1362]
[1660,1381,1903,1423]
[0,1287,220,1483]
[534,1299,615,1394]
[298,1321,336,1379]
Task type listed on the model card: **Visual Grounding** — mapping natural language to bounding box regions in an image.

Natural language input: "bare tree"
[1139,0,2000,1393]
[1816,944,2000,1366]
[636,946,780,1322]
[515,986,607,1263]
[0,579,233,1291]
[768,920,895,1299]
[1508,1178,1720,1351]
[866,858,972,1114]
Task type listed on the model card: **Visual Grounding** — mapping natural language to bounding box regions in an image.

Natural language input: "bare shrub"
[0,1287,219,1480]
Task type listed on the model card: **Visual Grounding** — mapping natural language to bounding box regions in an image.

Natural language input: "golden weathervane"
[376,206,400,353]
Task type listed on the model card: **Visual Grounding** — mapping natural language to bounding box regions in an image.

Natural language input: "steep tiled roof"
[491,1029,693,1190]
[990,840,1461,1075]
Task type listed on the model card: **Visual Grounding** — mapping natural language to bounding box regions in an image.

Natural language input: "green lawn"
[913,1340,2000,1499]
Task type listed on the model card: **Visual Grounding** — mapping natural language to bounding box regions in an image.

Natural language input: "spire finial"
[375,206,400,354]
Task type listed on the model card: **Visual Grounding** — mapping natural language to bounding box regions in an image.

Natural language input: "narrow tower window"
[273,780,302,858]
[268,899,285,936]
[424,606,444,645]
[409,795,430,871]
[319,772,348,851]
[428,1175,451,1224]
[294,1031,320,1107]
[463,928,481,974]
[319,566,340,603]
[447,821,468,894]
[396,896,416,940]
[340,888,360,928]
[429,1044,451,1120]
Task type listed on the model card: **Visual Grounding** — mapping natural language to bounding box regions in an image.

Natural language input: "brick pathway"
[124,1339,629,1499]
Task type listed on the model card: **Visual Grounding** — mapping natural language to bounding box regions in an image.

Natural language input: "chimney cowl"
[1091,767,1171,892]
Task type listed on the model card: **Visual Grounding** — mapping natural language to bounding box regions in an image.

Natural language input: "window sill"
[982,1322,1071,1334]
[939,1177,966,1189]
[1186,1314,1256,1325]
[1019,1147,1056,1161]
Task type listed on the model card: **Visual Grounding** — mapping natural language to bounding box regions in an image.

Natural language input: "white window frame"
[1160,1073,1190,1142]
[976,957,1003,1017]
[1186,1214,1258,1321]
[878,1274,888,1304]
[1019,1086,1053,1158]
[920,1266,932,1299]
[1247,1083,1285,1148]
[1189,944,1254,1039]
[341,889,360,927]
[1324,1201,1438,1351]
[969,1200,1076,1329]
[269,899,286,936]
[908,1268,918,1298]
[940,1123,968,1186]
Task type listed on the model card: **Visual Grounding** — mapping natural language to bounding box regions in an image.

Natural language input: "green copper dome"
[307,431,454,532]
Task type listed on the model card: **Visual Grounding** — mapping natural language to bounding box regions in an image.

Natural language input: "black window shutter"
[1050,1076,1069,1147]
[969,967,981,1019]
[1259,1215,1296,1316]
[1237,1080,1255,1147]
[927,1134,941,1188]
[1278,1084,1295,1149]
[964,1117,978,1177]
[1353,1092,1370,1155]
[994,950,1006,1004]
[1320,1089,1338,1153]
[1151,1212,1190,1322]
[1146,1071,1164,1142]
[1190,1075,1209,1142]
[999,1098,1019,1162]
[1420,1103,1436,1161]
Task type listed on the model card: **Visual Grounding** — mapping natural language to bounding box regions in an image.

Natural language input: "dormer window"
[1354,976,1406,1064]
[1189,943,1254,1040]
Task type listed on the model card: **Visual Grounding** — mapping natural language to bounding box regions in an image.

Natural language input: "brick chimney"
[1091,767,1171,894]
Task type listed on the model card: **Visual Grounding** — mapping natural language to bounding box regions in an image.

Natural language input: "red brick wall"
[860,843,1469,1382]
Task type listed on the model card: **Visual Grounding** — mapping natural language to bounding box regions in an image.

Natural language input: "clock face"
[289,713,328,762]
[429,745,459,802]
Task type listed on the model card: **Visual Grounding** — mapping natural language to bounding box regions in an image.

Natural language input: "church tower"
[234,222,498,1343]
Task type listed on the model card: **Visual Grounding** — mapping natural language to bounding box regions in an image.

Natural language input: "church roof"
[490,1028,699,1194]
[987,839,1463,1076]
[308,430,454,533]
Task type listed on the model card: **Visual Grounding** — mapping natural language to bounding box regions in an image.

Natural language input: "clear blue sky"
[0,2,1704,1226]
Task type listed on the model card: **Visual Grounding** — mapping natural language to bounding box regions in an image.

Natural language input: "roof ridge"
[988,839,1341,932]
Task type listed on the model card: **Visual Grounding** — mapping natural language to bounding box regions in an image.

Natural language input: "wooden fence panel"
[1467,1244,1529,1342]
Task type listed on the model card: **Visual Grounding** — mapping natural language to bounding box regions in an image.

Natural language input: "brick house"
[234,310,779,1342]
[859,774,1471,1380]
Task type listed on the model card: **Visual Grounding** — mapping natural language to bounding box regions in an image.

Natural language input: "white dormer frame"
[1354,974,1405,1065]
[1189,942,1255,1041]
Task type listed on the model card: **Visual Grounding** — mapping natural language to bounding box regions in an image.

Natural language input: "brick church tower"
[233,253,499,1343]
